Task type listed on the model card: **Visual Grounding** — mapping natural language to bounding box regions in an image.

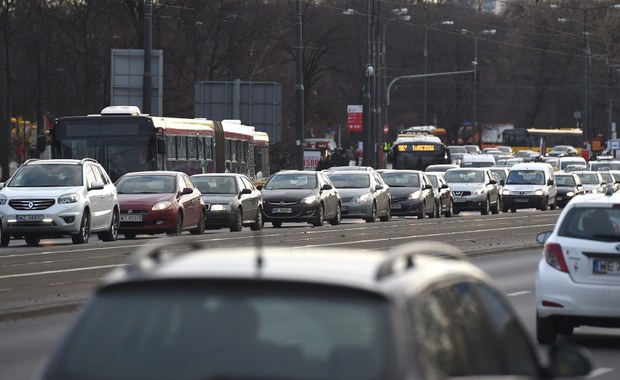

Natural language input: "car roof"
[509,162,553,170]
[446,167,488,171]
[102,241,490,299]
[120,171,180,177]
[563,192,620,208]
[23,158,94,166]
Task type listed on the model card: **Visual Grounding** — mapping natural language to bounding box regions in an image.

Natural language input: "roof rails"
[126,238,206,273]
[375,241,466,281]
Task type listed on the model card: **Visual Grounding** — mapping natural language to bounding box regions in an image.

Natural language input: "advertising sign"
[304,149,322,171]
[347,105,363,132]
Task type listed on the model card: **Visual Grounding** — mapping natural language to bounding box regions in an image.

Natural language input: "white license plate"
[272,208,292,214]
[593,259,620,275]
[454,197,466,203]
[515,199,529,203]
[120,214,143,222]
[16,215,44,222]
[390,204,402,209]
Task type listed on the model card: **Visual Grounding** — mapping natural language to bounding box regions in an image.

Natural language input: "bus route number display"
[397,144,437,152]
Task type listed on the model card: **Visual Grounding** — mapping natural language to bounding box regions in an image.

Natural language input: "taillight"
[544,242,568,273]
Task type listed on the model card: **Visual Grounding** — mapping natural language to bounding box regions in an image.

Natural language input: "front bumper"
[341,201,373,218]
[503,194,544,209]
[262,202,319,223]
[452,193,486,212]
[0,203,83,237]
[389,198,424,216]
[118,207,179,234]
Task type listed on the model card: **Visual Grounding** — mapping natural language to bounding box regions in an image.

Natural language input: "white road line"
[0,264,122,279]
[587,368,614,378]
[507,291,531,297]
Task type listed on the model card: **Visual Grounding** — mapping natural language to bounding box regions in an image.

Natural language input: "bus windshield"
[388,141,449,171]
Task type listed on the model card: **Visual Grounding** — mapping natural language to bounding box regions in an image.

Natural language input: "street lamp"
[424,20,453,125]
[461,28,496,134]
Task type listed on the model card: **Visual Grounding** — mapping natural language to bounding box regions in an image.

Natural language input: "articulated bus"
[45,106,269,181]
[387,135,451,170]
[501,128,583,154]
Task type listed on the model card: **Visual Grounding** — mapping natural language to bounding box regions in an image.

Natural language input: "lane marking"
[507,291,531,297]
[588,368,614,378]
[0,264,122,280]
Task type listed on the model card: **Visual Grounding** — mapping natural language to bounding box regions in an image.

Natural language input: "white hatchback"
[535,191,620,343]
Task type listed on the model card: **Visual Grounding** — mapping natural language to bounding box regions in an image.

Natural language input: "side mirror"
[181,187,193,195]
[440,183,449,189]
[547,179,554,186]
[321,183,333,191]
[256,184,263,190]
[500,179,505,186]
[89,181,104,190]
[424,184,433,190]
[0,182,5,189]
[546,343,592,378]
[536,231,553,244]
[375,184,384,190]
[240,188,252,195]
[488,179,497,185]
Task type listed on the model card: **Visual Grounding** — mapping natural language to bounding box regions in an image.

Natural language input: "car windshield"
[555,175,576,187]
[43,282,394,380]
[329,174,370,189]
[6,164,82,187]
[505,170,545,185]
[265,174,317,190]
[427,175,438,188]
[379,173,419,188]
[576,173,599,185]
[559,208,620,241]
[192,176,237,194]
[116,176,176,194]
[444,170,484,183]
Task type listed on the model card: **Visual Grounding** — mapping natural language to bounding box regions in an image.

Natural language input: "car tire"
[536,313,557,344]
[540,197,548,211]
[190,209,206,235]
[550,199,557,210]
[445,201,453,217]
[330,204,342,225]
[71,212,90,244]
[25,235,41,247]
[272,221,282,228]
[124,233,137,239]
[481,198,490,215]
[365,203,378,223]
[429,202,436,219]
[98,210,119,242]
[502,205,509,213]
[417,203,425,219]
[230,209,243,232]
[312,205,324,227]
[167,213,183,236]
[379,203,391,222]
[250,207,264,231]
[511,207,517,213]
[491,198,499,214]
[0,232,9,247]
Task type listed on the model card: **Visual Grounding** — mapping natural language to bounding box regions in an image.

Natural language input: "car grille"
[9,199,55,210]
[341,197,354,203]
[453,191,471,196]
[266,201,297,206]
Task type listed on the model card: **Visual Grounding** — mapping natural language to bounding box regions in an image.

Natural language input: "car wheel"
[536,313,557,344]
[502,205,509,213]
[540,197,548,211]
[480,198,490,215]
[511,207,517,213]
[453,208,460,216]
[312,205,324,226]
[190,209,206,235]
[25,235,41,247]
[167,213,183,236]
[550,199,557,211]
[98,210,119,242]
[230,209,243,232]
[365,203,377,223]
[71,212,90,244]
[491,198,500,214]
[429,201,437,219]
[417,203,425,219]
[272,221,282,228]
[379,203,391,222]
[445,201,453,217]
[0,225,9,247]
[250,207,264,231]
[124,233,137,239]
[330,204,342,225]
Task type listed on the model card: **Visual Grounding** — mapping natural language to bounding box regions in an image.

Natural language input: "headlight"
[0,194,6,205]
[355,193,372,203]
[152,201,172,210]
[502,189,511,196]
[566,191,574,197]
[301,195,317,204]
[408,191,421,200]
[58,193,80,204]
[534,189,543,196]
[210,204,231,211]
[473,188,485,195]
[591,188,599,194]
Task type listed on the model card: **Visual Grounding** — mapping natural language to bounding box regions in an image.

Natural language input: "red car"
[115,171,205,238]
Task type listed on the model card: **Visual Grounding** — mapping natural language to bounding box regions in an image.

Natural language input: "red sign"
[347,105,363,133]
[383,123,389,134]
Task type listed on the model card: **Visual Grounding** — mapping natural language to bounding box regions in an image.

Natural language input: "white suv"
[0,158,119,246]
[536,191,620,343]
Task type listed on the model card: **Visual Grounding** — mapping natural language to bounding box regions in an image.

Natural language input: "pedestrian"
[316,154,333,171]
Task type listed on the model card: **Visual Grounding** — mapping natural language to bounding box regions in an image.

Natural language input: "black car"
[425,172,454,217]
[554,173,585,208]
[379,169,436,219]
[259,170,341,227]
[191,173,264,232]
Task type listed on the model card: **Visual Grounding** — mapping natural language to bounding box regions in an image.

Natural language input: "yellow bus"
[501,128,583,154]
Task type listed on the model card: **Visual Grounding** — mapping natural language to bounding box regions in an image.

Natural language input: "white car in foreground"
[535,190,620,343]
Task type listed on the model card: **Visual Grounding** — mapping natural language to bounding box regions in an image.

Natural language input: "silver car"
[444,168,500,215]
[327,171,391,222]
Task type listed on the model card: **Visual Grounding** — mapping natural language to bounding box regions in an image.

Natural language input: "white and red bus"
[45,106,269,181]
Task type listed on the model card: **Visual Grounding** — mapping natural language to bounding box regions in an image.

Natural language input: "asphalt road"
[1,209,619,379]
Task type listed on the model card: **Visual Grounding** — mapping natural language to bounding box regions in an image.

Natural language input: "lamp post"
[424,20,453,125]
[461,28,496,134]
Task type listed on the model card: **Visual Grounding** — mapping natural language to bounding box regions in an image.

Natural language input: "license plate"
[120,214,143,222]
[556,196,562,201]
[454,197,466,203]
[390,204,402,209]
[515,199,529,203]
[272,208,292,214]
[593,259,620,275]
[16,215,44,222]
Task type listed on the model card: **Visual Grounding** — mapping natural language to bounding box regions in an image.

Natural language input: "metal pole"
[424,27,429,125]
[583,10,589,145]
[295,0,305,170]
[143,0,152,115]
[362,0,372,166]
[473,36,478,132]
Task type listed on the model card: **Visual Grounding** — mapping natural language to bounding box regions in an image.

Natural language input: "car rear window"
[44,281,395,380]
[558,208,620,241]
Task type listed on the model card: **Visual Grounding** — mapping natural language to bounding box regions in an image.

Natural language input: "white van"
[502,162,557,212]
[460,154,495,168]
[557,156,586,172]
